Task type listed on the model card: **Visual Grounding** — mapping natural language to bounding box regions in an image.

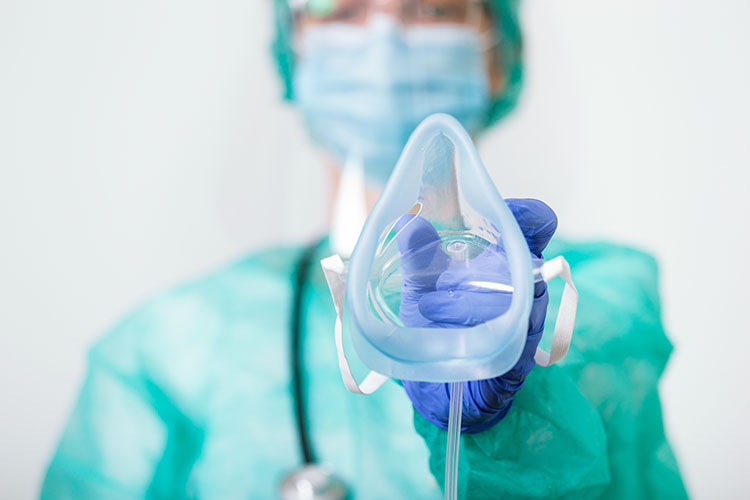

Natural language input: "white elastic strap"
[535,256,578,367]
[320,255,388,395]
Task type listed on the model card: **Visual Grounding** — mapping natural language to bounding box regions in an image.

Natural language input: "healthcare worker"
[41,1,689,499]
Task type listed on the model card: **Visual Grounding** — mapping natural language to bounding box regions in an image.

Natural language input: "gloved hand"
[397,198,557,433]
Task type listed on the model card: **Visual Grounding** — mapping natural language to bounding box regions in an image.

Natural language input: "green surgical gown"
[40,238,689,499]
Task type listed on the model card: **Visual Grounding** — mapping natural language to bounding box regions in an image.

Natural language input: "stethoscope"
[279,240,350,500]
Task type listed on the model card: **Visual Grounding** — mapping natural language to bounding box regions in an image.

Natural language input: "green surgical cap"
[271,0,523,129]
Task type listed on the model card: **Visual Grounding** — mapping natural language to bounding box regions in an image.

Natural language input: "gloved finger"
[402,381,451,429]
[435,244,510,292]
[529,291,549,336]
[418,289,513,327]
[506,198,558,256]
[395,214,449,293]
[436,240,549,303]
[499,291,550,380]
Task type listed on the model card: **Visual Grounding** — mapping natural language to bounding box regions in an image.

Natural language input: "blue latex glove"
[398,199,557,433]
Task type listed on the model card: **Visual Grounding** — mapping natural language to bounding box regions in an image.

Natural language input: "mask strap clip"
[321,255,389,395]
[535,256,578,367]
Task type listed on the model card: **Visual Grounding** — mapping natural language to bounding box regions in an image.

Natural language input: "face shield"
[290,0,497,185]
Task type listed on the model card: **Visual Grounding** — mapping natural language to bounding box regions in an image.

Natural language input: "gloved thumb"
[395,214,449,294]
[506,198,558,256]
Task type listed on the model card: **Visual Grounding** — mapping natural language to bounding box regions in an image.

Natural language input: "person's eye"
[419,2,465,22]
[305,1,365,23]
[324,3,366,22]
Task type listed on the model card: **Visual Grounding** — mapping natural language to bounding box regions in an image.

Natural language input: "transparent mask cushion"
[345,113,534,383]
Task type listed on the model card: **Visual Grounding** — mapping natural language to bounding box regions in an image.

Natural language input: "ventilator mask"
[321,113,578,389]
[321,113,578,500]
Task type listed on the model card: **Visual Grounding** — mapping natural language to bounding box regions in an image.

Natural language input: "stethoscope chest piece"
[279,464,349,500]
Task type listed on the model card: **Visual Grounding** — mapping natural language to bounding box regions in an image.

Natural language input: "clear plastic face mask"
[368,132,532,327]
[322,114,578,500]
[345,113,535,383]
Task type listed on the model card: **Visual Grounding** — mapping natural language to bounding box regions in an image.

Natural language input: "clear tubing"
[445,382,463,500]
[445,239,467,500]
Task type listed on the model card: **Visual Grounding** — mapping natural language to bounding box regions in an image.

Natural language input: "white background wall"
[1,0,748,498]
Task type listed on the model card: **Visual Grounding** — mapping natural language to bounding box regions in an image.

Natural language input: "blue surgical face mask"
[294,16,491,184]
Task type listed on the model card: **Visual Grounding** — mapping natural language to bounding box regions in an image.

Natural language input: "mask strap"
[535,256,578,367]
[321,254,389,395]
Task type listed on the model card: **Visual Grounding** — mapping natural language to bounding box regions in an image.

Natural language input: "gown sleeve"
[40,303,203,500]
[412,365,611,500]
[410,242,690,500]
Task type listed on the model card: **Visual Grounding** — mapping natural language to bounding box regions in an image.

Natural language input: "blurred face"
[293,0,505,95]
[290,0,506,185]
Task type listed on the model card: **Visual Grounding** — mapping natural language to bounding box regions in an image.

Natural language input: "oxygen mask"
[321,113,579,500]
[368,131,546,331]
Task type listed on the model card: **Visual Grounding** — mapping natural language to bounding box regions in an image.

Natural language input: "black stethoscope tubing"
[283,240,349,500]
[290,240,321,465]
